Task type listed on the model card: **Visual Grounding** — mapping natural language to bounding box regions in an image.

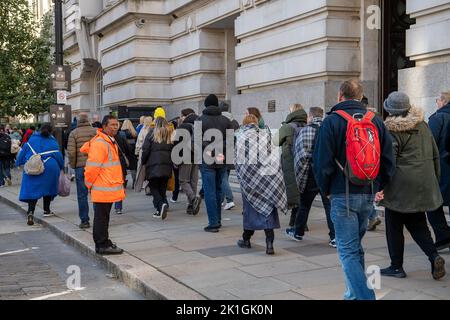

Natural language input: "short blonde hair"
[143,116,153,127]
[439,92,450,104]
[139,116,145,124]
[289,104,304,113]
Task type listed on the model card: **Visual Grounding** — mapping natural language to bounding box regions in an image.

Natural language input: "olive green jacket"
[380,107,443,213]
[274,109,308,207]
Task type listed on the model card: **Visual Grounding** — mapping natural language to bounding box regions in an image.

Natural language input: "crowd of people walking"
[3,80,450,300]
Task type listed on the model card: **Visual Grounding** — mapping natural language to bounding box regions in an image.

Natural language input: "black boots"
[266,240,274,255]
[27,211,34,226]
[237,239,251,249]
[431,255,446,280]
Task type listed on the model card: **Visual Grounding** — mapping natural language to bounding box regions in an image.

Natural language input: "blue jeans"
[75,167,89,223]
[368,206,378,220]
[0,159,11,186]
[200,166,226,227]
[221,169,234,203]
[331,194,376,300]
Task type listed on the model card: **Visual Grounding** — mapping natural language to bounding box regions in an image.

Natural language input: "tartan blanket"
[235,124,288,217]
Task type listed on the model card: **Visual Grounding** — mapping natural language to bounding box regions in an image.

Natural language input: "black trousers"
[295,189,334,239]
[172,167,180,201]
[243,229,274,242]
[27,196,52,213]
[149,177,169,212]
[385,209,438,269]
[426,206,450,243]
[93,202,113,249]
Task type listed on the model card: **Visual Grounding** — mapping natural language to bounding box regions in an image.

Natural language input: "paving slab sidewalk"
[1,178,449,300]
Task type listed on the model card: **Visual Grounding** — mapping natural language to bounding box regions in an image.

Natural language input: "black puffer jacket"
[141,130,174,179]
[122,129,138,170]
[198,106,233,169]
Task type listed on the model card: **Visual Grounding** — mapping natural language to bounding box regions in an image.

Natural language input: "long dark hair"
[40,124,53,138]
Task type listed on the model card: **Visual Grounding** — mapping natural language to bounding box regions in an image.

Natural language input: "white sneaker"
[152,211,161,219]
[169,198,177,203]
[43,211,55,217]
[224,202,235,210]
[160,203,168,220]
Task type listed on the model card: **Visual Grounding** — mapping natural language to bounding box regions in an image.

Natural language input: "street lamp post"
[54,0,64,65]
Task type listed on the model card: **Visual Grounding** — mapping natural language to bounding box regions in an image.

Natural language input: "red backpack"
[335,110,381,186]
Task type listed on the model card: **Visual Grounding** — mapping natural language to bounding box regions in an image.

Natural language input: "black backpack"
[0,134,11,157]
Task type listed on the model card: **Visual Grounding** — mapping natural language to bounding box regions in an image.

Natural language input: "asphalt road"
[0,202,144,300]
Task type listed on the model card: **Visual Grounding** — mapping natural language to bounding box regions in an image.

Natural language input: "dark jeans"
[149,177,169,212]
[243,229,274,242]
[221,169,234,203]
[295,189,334,239]
[426,206,450,243]
[171,167,180,201]
[93,202,113,249]
[385,209,438,269]
[27,196,52,213]
[200,166,226,227]
[75,167,89,223]
[0,158,11,186]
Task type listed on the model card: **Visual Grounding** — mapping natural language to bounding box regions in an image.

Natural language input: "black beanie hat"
[204,94,219,107]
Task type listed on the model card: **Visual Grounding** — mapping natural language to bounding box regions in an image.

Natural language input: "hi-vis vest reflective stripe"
[91,185,124,192]
[85,138,121,167]
[84,133,125,203]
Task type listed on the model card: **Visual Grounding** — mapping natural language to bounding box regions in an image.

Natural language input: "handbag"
[58,171,71,197]
[167,172,175,191]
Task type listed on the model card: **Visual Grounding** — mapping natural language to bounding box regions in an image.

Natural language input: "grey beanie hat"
[384,91,411,115]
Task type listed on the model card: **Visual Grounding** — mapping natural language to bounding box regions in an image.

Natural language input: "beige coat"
[67,120,97,169]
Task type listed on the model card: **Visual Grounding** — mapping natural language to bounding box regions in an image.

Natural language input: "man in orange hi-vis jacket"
[81,115,125,255]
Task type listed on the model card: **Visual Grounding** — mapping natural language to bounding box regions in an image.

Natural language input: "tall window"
[95,68,104,110]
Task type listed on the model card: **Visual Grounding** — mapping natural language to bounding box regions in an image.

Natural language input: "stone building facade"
[63,0,450,127]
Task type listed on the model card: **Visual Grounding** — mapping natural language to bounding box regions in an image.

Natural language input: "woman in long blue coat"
[16,124,64,226]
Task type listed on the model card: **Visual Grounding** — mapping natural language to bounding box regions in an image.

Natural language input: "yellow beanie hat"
[154,107,166,119]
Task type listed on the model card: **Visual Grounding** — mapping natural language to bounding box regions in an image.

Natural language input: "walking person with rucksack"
[376,92,446,280]
[0,126,13,187]
[274,104,308,227]
[287,107,336,247]
[313,80,396,300]
[15,124,64,226]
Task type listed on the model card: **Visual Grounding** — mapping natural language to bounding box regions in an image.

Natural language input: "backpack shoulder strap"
[27,143,37,155]
[335,110,355,123]
[363,111,376,122]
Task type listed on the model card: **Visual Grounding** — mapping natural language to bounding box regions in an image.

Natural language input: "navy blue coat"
[312,100,396,196]
[429,103,450,205]
[16,133,64,202]
[242,194,280,231]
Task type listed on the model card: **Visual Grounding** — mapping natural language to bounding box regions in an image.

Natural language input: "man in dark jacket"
[428,92,450,251]
[175,108,201,215]
[198,94,233,232]
[67,113,97,228]
[0,126,12,187]
[313,80,396,300]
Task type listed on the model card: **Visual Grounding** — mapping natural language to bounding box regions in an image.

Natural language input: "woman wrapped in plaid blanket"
[235,114,288,255]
